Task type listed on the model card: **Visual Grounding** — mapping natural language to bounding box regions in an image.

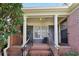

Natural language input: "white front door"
[33,26,48,39]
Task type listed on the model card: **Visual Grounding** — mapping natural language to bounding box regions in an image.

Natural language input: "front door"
[33,26,48,43]
[33,26,42,39]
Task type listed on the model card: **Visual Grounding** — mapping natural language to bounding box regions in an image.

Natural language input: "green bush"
[0,40,7,49]
[0,40,5,48]
[64,51,79,56]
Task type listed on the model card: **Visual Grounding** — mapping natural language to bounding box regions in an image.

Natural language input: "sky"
[22,3,66,8]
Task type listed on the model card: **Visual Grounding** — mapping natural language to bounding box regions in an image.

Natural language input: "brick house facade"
[68,7,79,52]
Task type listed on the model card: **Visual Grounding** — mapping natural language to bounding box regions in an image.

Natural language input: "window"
[60,19,68,45]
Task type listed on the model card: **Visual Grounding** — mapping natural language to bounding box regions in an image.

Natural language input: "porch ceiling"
[27,15,67,18]
[27,16,65,23]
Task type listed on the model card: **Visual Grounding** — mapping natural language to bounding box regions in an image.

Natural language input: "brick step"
[30,44,50,50]
[27,43,52,56]
[29,50,51,56]
[7,46,22,56]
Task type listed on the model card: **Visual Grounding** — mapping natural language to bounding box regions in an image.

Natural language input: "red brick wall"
[68,6,79,52]
[7,33,23,56]
[10,34,23,46]
[10,25,23,46]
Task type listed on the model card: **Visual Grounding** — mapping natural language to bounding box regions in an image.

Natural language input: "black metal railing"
[48,33,54,56]
[22,34,33,56]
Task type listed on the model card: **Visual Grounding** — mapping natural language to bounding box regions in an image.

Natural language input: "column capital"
[23,15,28,21]
[54,14,58,19]
[54,14,58,16]
[23,14,28,18]
[23,14,27,17]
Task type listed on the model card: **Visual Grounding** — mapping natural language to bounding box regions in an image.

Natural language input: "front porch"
[21,14,70,56]
[4,8,72,56]
[3,14,71,56]
[23,14,68,46]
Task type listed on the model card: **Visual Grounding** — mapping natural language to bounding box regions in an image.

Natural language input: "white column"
[54,15,59,48]
[22,15,27,47]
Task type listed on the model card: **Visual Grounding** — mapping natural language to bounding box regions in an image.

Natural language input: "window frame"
[59,18,69,46]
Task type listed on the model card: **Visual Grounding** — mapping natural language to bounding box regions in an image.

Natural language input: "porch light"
[40,18,42,20]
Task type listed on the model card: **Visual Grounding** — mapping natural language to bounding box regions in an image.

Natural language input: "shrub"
[0,40,7,49]
[64,51,79,56]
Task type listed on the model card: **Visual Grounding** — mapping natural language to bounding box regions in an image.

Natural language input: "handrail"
[48,33,52,45]
[22,33,33,56]
[23,38,30,47]
[48,32,56,46]
[23,33,33,47]
[48,33,54,55]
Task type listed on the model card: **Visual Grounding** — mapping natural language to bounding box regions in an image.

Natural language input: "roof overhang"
[22,3,79,17]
